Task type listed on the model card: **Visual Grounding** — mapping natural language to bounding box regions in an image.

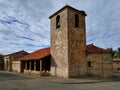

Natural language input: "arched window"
[75,14,79,27]
[88,61,91,67]
[56,15,60,28]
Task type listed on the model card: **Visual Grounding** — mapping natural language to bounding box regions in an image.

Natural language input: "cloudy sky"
[0,0,120,54]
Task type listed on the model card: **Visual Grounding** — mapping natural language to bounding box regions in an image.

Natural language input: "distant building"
[0,57,4,70]
[113,58,120,72]
[4,50,29,72]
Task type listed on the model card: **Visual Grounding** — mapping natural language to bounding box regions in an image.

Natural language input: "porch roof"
[17,47,50,61]
[86,44,109,54]
[17,44,108,61]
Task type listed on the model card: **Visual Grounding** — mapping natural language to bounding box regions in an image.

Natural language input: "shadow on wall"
[51,56,58,76]
[0,57,4,70]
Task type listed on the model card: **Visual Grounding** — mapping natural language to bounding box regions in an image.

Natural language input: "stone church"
[49,5,113,78]
[10,5,113,78]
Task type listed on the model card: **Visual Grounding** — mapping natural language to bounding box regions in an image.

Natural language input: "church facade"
[49,5,113,78]
[11,5,113,78]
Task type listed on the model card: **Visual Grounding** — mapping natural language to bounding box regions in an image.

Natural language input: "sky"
[0,0,120,55]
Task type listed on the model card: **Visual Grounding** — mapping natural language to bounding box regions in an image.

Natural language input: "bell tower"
[49,5,87,78]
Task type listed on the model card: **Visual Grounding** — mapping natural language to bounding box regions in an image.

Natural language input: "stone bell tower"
[49,5,87,78]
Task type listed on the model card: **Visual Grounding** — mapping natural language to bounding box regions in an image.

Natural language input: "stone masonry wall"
[50,8,69,78]
[113,61,120,72]
[12,61,21,73]
[4,51,28,72]
[50,7,87,78]
[87,53,113,78]
[68,8,87,77]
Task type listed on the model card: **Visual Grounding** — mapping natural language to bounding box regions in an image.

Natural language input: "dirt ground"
[0,71,120,90]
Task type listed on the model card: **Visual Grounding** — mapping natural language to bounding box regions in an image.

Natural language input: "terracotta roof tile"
[18,47,50,61]
[113,58,120,62]
[86,44,108,53]
[18,44,109,61]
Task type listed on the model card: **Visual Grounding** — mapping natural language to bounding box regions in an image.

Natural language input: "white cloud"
[0,0,120,54]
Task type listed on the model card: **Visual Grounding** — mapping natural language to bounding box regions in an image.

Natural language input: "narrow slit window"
[75,14,79,27]
[56,15,60,28]
[88,61,91,67]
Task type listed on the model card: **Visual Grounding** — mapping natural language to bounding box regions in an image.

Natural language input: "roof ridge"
[17,47,50,61]
[29,47,50,54]
[86,44,108,53]
[4,50,28,56]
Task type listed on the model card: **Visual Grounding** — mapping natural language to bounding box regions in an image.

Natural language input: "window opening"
[56,15,60,28]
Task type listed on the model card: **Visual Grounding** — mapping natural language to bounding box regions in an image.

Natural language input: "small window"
[86,49,88,55]
[56,15,60,28]
[88,61,91,67]
[75,14,79,27]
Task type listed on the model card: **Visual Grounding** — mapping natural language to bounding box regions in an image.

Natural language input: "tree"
[107,47,120,58]
[0,54,3,58]
[107,48,115,57]
[118,47,120,59]
[114,50,119,58]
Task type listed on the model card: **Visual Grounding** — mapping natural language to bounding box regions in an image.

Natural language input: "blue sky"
[0,0,120,54]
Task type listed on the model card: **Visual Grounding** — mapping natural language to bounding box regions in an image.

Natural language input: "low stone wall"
[24,70,50,76]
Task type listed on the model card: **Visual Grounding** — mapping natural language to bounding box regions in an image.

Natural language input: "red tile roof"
[18,48,50,61]
[86,44,109,53]
[18,44,109,61]
[113,58,120,62]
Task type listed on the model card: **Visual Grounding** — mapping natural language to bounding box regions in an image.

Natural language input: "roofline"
[28,47,50,55]
[113,58,120,62]
[4,50,28,57]
[87,44,107,50]
[17,47,50,61]
[49,5,87,19]
[86,44,111,54]
[87,52,110,54]
[113,60,120,62]
[17,54,51,61]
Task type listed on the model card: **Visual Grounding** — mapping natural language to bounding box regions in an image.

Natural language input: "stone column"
[34,61,36,71]
[24,61,27,74]
[25,61,27,70]
[40,60,42,76]
[30,61,31,71]
[29,61,32,75]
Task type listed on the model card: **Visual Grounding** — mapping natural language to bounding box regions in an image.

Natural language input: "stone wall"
[50,8,69,78]
[113,61,120,72]
[4,51,28,72]
[4,56,11,71]
[12,61,21,73]
[87,53,113,78]
[68,8,87,77]
[50,6,87,78]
